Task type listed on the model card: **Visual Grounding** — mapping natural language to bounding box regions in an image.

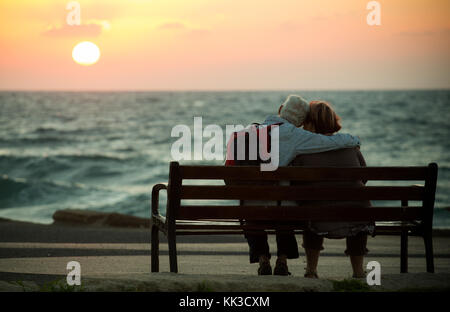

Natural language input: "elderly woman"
[227,95,362,276]
[290,100,374,278]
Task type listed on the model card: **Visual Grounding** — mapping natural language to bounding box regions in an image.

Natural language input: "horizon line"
[1,87,449,93]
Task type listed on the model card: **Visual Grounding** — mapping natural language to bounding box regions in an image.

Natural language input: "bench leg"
[151,224,159,272]
[423,231,435,273]
[400,229,408,273]
[168,229,178,273]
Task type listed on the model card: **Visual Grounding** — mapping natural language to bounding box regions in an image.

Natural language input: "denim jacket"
[261,115,361,166]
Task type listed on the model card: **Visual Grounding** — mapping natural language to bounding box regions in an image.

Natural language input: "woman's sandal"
[352,271,367,278]
[304,268,319,279]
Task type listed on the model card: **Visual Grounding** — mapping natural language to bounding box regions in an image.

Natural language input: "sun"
[72,41,101,66]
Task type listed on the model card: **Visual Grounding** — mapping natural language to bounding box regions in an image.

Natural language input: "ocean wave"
[74,164,123,179]
[0,154,136,183]
[0,175,90,208]
[33,126,97,136]
[92,192,154,217]
[0,136,73,146]
[51,114,77,122]
[59,153,130,162]
[0,153,131,165]
[135,96,161,104]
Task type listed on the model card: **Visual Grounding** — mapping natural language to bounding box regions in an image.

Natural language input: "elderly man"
[227,94,361,276]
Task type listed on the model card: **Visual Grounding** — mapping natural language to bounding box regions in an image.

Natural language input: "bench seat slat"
[152,216,420,231]
[151,215,421,234]
[180,185,424,201]
[175,205,422,221]
[180,166,428,181]
[173,221,419,229]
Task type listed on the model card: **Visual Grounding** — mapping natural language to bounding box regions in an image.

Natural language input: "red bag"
[225,123,282,167]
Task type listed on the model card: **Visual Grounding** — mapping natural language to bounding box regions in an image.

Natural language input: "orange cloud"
[43,20,110,38]
[188,29,210,37]
[395,28,450,37]
[158,22,186,30]
[156,22,210,39]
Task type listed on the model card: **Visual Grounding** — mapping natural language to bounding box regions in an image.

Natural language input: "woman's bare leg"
[304,248,320,277]
[350,255,365,277]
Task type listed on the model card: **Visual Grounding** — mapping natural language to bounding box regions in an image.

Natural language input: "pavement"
[0,218,449,291]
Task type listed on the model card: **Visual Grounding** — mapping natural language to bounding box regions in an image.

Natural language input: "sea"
[0,90,449,228]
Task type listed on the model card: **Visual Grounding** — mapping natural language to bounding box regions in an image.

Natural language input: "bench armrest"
[151,183,168,217]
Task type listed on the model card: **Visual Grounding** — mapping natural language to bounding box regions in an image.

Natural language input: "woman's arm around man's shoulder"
[287,125,361,155]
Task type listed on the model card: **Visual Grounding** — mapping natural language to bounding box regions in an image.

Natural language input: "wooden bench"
[151,161,438,274]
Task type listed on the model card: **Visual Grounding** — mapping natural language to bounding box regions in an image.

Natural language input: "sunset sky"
[0,0,449,90]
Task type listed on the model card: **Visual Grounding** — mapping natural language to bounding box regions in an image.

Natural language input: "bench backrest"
[165,161,437,226]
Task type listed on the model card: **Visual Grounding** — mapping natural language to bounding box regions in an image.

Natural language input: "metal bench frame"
[151,161,438,274]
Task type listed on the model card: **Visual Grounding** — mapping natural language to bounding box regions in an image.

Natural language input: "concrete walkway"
[0,219,449,291]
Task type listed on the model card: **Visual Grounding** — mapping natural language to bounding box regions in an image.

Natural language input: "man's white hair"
[279,94,310,127]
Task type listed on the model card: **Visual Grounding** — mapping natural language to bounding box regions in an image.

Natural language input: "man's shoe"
[258,262,272,275]
[274,259,291,276]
